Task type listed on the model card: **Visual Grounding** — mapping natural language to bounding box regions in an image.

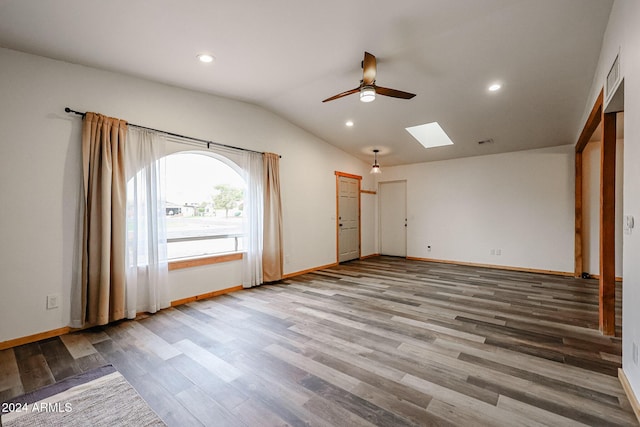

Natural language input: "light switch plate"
[47,294,59,310]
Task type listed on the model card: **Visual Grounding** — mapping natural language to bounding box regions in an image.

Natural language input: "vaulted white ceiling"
[0,0,612,165]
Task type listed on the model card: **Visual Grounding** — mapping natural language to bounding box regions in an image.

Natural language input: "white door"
[379,181,407,257]
[338,175,360,262]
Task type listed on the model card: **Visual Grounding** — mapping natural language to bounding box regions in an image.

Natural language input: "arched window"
[165,151,245,259]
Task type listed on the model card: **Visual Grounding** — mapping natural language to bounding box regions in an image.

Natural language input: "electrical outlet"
[427,245,431,252]
[633,342,639,365]
[496,249,502,256]
[46,294,59,310]
[490,249,495,255]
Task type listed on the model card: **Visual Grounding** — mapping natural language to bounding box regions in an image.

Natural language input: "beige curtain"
[81,112,128,326]
[262,152,283,282]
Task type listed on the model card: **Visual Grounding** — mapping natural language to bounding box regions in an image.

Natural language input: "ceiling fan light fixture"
[370,149,382,174]
[322,52,415,103]
[360,86,376,103]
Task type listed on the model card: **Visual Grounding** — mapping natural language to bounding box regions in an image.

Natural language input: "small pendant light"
[370,149,382,174]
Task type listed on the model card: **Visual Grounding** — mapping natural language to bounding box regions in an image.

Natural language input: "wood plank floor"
[1,257,636,426]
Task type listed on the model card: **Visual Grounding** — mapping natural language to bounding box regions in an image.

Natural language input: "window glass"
[165,152,245,259]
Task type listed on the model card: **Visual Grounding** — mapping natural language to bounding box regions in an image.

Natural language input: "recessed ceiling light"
[405,122,454,149]
[488,83,501,92]
[197,53,215,63]
[345,120,354,127]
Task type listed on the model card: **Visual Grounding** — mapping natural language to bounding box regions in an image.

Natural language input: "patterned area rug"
[1,365,165,427]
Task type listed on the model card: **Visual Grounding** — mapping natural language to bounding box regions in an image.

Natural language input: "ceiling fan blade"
[375,85,416,99]
[322,87,360,103]
[362,52,377,85]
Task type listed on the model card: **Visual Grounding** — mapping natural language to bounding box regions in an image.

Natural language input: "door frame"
[335,171,362,263]
[574,88,620,336]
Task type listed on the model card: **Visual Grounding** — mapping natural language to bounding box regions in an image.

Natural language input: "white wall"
[169,260,243,303]
[0,47,375,343]
[379,145,575,273]
[580,0,640,401]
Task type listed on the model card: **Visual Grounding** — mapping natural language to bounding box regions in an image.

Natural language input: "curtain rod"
[64,107,277,157]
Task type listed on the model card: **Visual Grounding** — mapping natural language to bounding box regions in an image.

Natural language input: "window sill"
[168,252,244,271]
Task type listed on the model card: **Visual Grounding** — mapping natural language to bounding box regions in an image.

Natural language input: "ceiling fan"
[322,51,416,103]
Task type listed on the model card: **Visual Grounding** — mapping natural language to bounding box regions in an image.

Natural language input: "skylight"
[405,122,454,149]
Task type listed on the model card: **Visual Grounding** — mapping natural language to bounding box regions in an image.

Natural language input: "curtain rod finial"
[65,107,86,117]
